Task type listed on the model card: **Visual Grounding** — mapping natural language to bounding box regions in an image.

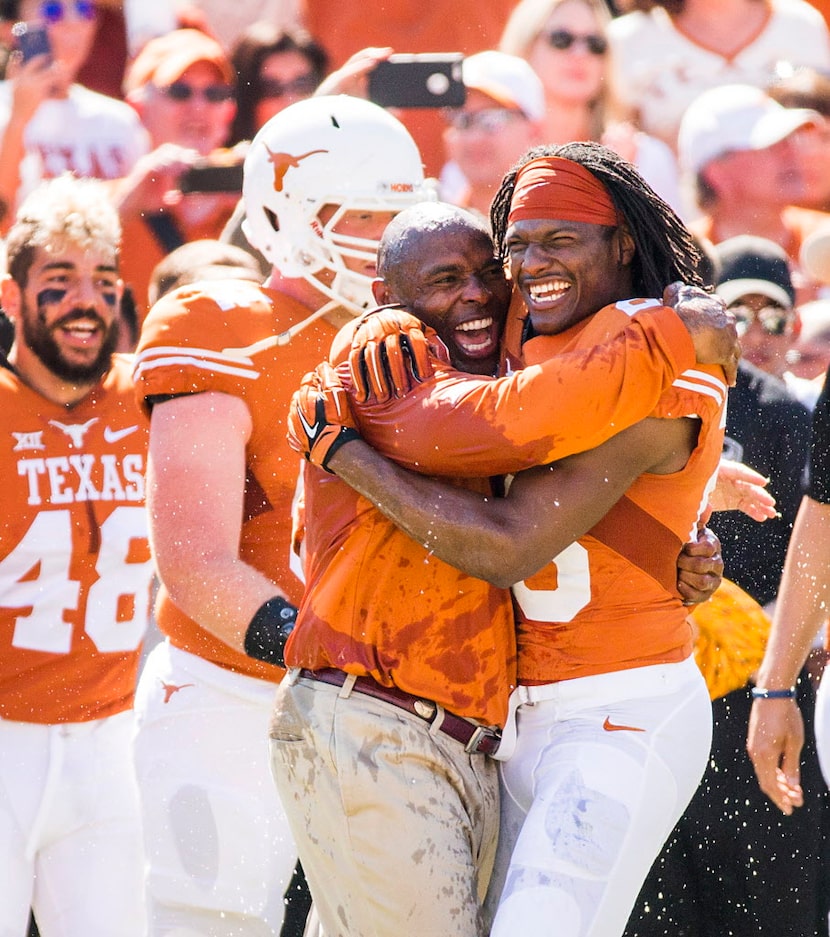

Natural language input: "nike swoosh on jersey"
[104,425,139,443]
[297,406,320,440]
[602,716,645,733]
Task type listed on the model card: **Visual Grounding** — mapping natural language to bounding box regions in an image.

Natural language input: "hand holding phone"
[12,21,52,63]
[368,54,466,109]
[179,161,244,194]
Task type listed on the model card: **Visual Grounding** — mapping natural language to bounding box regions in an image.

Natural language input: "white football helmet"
[242,95,433,317]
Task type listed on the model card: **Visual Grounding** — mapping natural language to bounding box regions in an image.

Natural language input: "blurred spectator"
[500,0,682,211]
[715,234,800,379]
[298,0,517,176]
[122,0,302,56]
[709,235,812,608]
[768,66,830,214]
[679,83,828,298]
[608,0,830,153]
[228,21,327,145]
[123,27,235,153]
[75,0,127,99]
[440,51,544,217]
[0,0,149,227]
[147,237,262,306]
[114,27,241,326]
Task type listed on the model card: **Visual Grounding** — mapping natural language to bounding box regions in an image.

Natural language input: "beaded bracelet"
[750,686,797,699]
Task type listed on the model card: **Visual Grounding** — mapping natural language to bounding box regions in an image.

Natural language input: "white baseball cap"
[461,51,546,122]
[801,226,830,284]
[678,83,818,176]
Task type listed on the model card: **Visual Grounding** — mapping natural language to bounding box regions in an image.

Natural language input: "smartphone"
[12,21,51,63]
[179,162,244,194]
[368,54,466,109]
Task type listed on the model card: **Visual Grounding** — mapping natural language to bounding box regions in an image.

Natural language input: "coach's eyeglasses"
[40,0,96,23]
[728,302,795,336]
[544,29,608,55]
[161,82,235,104]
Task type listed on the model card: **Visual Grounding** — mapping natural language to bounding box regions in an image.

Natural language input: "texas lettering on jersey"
[0,355,153,724]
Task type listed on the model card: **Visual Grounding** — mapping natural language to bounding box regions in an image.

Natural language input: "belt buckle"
[465,724,501,755]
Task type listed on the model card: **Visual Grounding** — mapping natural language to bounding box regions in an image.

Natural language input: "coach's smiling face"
[374,220,511,376]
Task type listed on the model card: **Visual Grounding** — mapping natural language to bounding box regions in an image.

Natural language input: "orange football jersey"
[512,304,727,682]
[287,468,517,727]
[286,300,701,725]
[133,280,337,681]
[337,300,725,687]
[0,355,152,724]
[348,301,697,478]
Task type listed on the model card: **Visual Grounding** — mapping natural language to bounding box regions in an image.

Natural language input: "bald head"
[377,202,491,304]
[372,201,510,376]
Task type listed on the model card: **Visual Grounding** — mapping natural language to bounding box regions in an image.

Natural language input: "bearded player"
[0,175,151,936]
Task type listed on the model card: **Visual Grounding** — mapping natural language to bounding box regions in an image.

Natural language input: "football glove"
[349,306,447,404]
[287,361,361,473]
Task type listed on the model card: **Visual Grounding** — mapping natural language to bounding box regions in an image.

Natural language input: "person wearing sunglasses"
[228,21,328,146]
[715,235,802,377]
[499,0,683,214]
[440,50,545,218]
[0,0,148,229]
[115,28,242,331]
[708,237,811,603]
[607,0,830,154]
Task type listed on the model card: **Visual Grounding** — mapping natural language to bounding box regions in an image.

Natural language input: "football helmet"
[242,95,432,316]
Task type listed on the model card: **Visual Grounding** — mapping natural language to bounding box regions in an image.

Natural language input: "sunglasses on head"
[259,74,318,99]
[729,303,794,336]
[545,29,607,55]
[40,0,96,23]
[162,81,235,103]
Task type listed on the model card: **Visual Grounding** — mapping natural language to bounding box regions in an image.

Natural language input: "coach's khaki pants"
[269,674,499,937]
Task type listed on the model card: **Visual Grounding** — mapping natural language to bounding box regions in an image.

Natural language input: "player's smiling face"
[385,223,511,374]
[506,217,634,335]
[14,241,122,384]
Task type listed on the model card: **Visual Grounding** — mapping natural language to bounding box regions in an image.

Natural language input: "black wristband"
[243,596,298,668]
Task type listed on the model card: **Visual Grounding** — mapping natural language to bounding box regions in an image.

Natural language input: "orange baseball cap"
[124,28,234,94]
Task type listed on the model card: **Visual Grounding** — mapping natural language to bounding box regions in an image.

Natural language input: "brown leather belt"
[298,668,501,756]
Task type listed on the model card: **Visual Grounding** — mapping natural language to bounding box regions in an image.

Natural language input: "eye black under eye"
[37,288,67,306]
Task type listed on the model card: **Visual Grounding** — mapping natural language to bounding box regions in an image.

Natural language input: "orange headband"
[508,156,618,227]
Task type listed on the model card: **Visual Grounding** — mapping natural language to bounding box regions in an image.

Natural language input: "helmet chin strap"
[220,271,368,359]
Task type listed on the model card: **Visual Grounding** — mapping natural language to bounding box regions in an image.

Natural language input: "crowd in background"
[6,1,830,935]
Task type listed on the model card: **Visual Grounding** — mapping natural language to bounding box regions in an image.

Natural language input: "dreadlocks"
[490,141,704,298]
